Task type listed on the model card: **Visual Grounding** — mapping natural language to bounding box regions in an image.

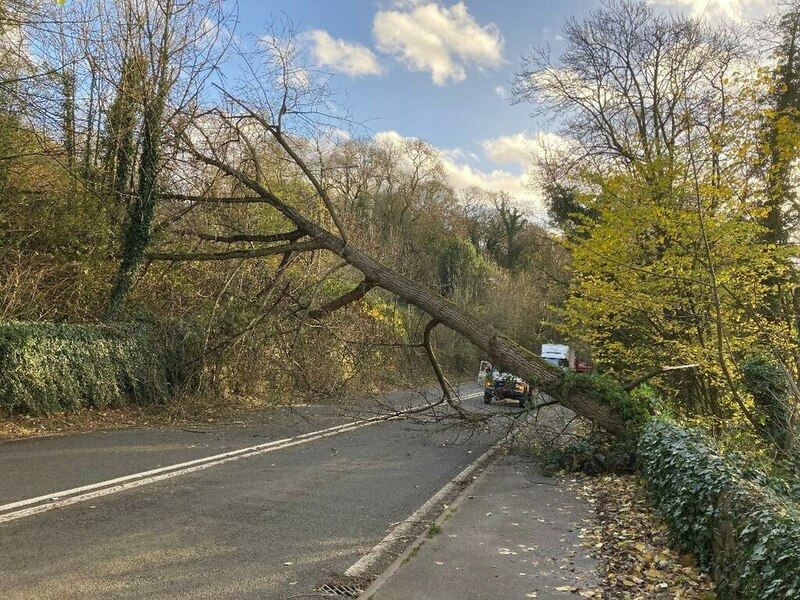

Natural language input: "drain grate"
[315,582,363,598]
[314,575,369,598]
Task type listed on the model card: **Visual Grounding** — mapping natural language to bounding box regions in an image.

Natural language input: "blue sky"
[233,0,771,213]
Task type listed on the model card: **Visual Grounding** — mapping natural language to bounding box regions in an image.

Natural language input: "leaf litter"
[574,474,715,599]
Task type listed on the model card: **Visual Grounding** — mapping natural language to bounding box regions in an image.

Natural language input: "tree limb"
[148,240,323,261]
[177,229,306,244]
[306,278,377,319]
[423,319,491,425]
[622,363,699,391]
[161,193,276,204]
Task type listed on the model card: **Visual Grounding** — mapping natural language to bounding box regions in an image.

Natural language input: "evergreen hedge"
[0,321,198,415]
[638,419,800,599]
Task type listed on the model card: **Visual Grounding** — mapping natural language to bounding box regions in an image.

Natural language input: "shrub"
[639,419,800,599]
[0,320,198,415]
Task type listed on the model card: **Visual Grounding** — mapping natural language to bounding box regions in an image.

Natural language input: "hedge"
[0,321,198,415]
[638,419,800,599]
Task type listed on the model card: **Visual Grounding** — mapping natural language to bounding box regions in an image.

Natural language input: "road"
[0,384,517,599]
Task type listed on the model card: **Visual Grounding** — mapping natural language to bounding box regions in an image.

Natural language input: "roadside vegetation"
[0,0,567,422]
[577,473,716,599]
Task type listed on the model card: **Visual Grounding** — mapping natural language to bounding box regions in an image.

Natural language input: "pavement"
[362,454,599,600]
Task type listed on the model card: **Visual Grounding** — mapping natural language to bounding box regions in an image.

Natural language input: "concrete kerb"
[357,445,506,599]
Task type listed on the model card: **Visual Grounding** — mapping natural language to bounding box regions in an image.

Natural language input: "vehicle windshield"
[543,357,570,368]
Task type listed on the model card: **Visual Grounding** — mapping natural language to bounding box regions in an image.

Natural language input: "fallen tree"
[150,136,628,437]
[142,34,630,436]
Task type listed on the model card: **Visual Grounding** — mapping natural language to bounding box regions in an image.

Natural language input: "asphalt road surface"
[0,384,519,599]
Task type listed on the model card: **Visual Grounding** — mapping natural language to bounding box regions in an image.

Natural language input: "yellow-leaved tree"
[514,0,800,453]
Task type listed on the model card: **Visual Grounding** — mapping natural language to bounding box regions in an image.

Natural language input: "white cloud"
[482,131,569,170]
[494,85,507,98]
[305,30,382,77]
[441,147,478,163]
[373,129,408,147]
[373,2,504,86]
[648,0,770,21]
[372,129,547,215]
[483,132,533,168]
[443,160,539,211]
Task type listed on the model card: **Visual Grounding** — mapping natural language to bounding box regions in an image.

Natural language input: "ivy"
[560,370,651,437]
[638,419,800,599]
[0,320,198,415]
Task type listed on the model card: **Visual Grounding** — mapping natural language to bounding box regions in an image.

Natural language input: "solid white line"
[0,420,374,524]
[0,419,367,514]
[0,391,484,524]
[343,439,503,578]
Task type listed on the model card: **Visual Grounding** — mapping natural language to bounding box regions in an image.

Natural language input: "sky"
[232,0,773,215]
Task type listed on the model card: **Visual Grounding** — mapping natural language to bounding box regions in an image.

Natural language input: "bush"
[0,321,198,415]
[639,419,800,599]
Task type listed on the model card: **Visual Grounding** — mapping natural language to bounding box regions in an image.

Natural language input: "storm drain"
[314,575,369,598]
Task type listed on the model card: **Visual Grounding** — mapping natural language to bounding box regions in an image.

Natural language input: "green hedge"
[639,419,800,599]
[0,321,198,415]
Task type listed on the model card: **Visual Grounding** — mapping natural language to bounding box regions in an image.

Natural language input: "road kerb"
[355,444,504,599]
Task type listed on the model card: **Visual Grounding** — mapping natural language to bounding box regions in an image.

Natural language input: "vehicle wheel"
[483,391,492,404]
[519,397,526,408]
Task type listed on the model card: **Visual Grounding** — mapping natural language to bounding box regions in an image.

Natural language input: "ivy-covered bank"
[638,419,800,599]
[0,321,197,415]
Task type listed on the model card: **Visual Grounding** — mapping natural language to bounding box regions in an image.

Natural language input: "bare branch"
[177,230,306,244]
[148,240,323,261]
[622,363,699,391]
[161,193,276,204]
[218,88,350,243]
[423,319,491,425]
[306,278,377,319]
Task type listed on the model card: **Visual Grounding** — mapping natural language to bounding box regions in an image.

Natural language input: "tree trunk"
[315,227,626,435]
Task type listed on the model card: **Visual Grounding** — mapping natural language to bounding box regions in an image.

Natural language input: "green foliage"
[638,419,738,567]
[560,370,651,436]
[543,182,598,238]
[639,419,800,599]
[436,235,485,300]
[559,172,782,422]
[741,354,794,454]
[0,321,198,415]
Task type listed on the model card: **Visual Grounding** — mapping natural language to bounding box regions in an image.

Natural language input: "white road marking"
[343,438,503,578]
[0,391,482,524]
